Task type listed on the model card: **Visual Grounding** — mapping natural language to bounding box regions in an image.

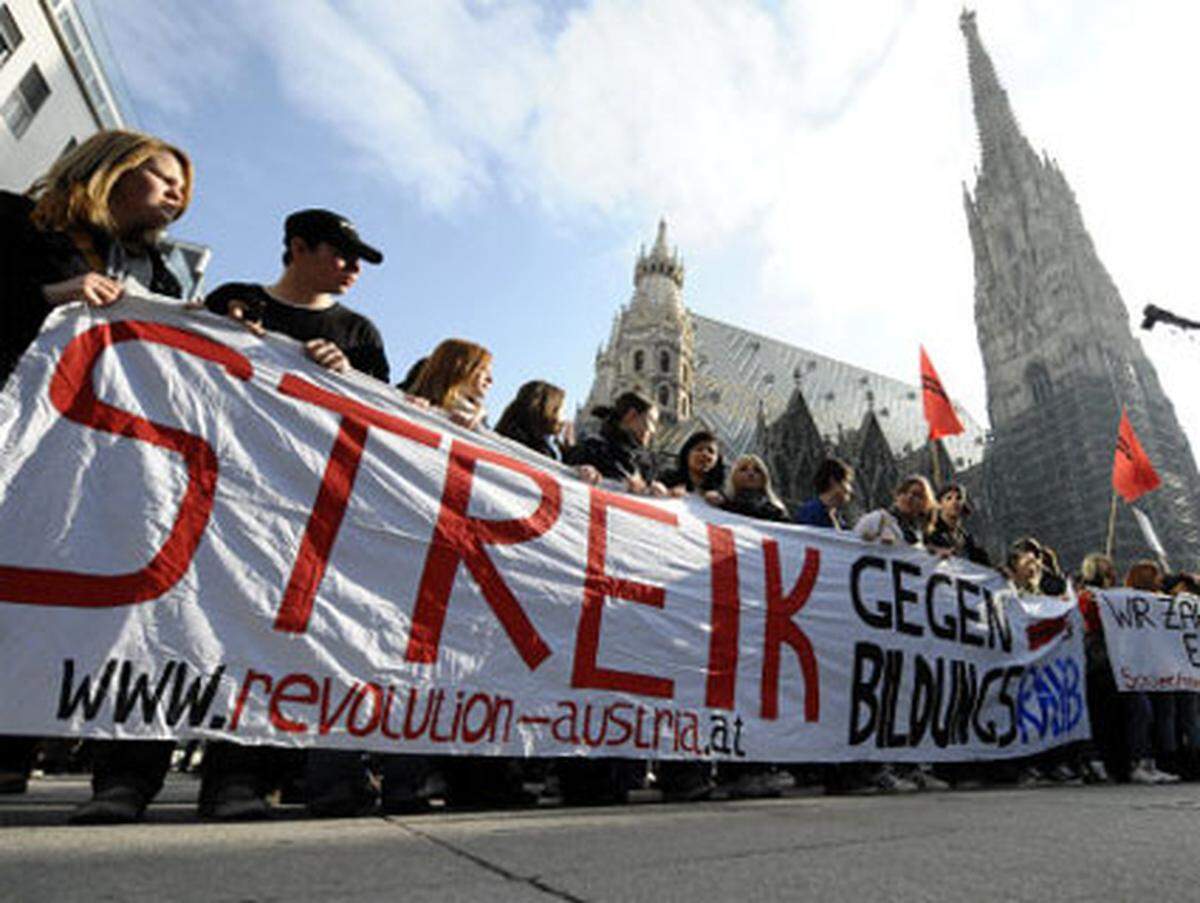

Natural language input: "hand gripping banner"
[0,297,1089,762]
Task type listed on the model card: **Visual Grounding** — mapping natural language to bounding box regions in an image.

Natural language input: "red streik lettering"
[571,487,678,699]
[705,524,740,709]
[760,542,820,720]
[407,440,560,670]
[0,321,251,607]
[272,374,441,634]
[269,672,319,733]
[229,669,273,731]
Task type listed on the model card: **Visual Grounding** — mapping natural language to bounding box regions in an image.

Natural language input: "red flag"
[919,346,964,441]
[1113,408,1160,502]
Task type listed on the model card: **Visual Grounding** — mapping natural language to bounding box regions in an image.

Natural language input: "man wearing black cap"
[205,208,390,381]
[186,209,389,821]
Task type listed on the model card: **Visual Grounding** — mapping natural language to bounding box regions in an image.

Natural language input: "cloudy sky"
[82,0,1200,459]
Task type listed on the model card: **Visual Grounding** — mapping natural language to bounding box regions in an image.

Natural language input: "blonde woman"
[1,129,193,385]
[407,338,493,430]
[706,454,788,522]
[0,130,194,823]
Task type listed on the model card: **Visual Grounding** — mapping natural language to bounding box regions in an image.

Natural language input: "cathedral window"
[659,350,671,373]
[658,385,670,407]
[634,350,644,372]
[1026,362,1052,404]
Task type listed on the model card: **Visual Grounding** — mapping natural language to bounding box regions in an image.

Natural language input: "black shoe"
[68,784,145,825]
[200,779,270,821]
[0,771,28,795]
[308,780,378,818]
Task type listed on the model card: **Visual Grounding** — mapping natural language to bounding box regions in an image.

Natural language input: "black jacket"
[0,191,183,386]
[927,515,991,566]
[721,490,788,522]
[496,419,560,461]
[563,421,652,482]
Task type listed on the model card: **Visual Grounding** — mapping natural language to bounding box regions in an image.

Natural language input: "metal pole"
[1105,489,1118,559]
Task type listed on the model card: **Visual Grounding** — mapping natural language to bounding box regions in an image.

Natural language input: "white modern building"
[0,0,124,192]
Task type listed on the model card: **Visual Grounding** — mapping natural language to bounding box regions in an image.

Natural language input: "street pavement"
[2,774,1199,902]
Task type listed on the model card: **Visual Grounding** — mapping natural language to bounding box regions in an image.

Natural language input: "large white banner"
[0,297,1089,762]
[1096,589,1200,692]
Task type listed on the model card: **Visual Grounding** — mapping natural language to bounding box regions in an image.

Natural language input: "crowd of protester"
[2,130,1199,824]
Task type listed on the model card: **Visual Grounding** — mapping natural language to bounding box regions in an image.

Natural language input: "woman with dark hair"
[660,430,725,496]
[851,475,946,793]
[926,483,989,565]
[495,380,571,460]
[564,391,667,496]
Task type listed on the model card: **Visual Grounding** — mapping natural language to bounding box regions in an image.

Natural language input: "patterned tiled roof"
[664,314,988,467]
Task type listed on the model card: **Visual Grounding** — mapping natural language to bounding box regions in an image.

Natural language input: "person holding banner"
[926,483,989,565]
[0,129,193,389]
[565,392,668,497]
[558,392,692,803]
[853,475,937,549]
[706,454,788,523]
[495,380,575,461]
[407,338,493,431]
[660,430,726,497]
[204,209,390,381]
[794,458,854,530]
[0,129,197,822]
[1077,554,1119,782]
[1122,561,1183,784]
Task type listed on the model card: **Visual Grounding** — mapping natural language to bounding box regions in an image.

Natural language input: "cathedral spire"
[960,9,1036,181]
[634,217,684,290]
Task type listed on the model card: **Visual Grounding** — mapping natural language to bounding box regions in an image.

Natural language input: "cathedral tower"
[962,10,1200,568]
[586,220,695,425]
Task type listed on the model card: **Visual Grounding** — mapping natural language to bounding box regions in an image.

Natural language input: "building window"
[658,385,670,407]
[0,5,22,69]
[633,350,644,372]
[1026,362,1052,404]
[659,350,670,373]
[3,63,51,138]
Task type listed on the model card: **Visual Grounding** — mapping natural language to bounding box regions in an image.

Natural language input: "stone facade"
[961,10,1200,571]
[585,220,695,426]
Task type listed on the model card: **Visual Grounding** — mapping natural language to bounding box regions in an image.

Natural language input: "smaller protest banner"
[1096,589,1200,692]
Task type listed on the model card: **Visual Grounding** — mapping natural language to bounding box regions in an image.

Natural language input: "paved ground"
[2,775,1199,902]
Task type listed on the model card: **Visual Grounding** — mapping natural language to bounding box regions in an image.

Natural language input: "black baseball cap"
[284,209,383,264]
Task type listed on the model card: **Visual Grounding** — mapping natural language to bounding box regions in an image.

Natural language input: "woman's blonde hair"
[893,473,937,530]
[724,454,786,511]
[408,339,492,410]
[27,129,192,243]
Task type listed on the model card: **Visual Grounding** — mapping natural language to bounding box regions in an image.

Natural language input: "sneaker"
[1043,764,1084,785]
[68,784,146,825]
[910,767,950,792]
[1151,764,1181,785]
[1082,759,1111,784]
[201,779,271,821]
[1016,767,1044,788]
[1130,759,1160,785]
[874,767,918,793]
[724,772,781,800]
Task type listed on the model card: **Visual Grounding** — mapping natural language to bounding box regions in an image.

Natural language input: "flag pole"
[929,438,942,488]
[1105,489,1118,559]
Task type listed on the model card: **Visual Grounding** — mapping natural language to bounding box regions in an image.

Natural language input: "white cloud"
[111,0,1200,458]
